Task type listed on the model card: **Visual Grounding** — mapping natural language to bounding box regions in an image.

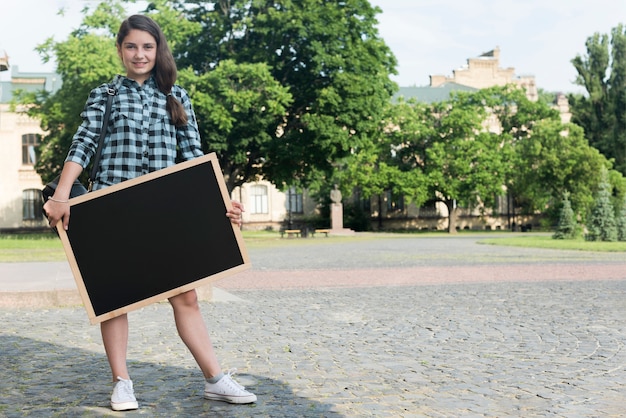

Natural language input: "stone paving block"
[2,235,626,416]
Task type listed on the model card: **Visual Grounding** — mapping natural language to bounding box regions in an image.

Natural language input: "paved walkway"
[1,234,625,416]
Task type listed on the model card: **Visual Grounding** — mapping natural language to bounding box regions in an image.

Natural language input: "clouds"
[0,0,86,78]
[0,0,142,80]
[1,0,624,93]
[370,0,626,92]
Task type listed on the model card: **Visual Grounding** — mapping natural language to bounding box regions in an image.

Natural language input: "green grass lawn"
[0,233,66,262]
[0,230,623,263]
[478,234,626,252]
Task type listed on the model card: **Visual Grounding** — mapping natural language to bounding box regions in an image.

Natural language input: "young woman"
[43,14,257,411]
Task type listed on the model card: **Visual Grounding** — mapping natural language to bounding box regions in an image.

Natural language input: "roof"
[0,66,62,103]
[393,82,478,104]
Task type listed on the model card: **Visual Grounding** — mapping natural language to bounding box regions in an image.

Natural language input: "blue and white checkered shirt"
[66,74,204,190]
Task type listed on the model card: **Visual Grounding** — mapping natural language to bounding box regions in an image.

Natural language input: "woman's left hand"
[226,200,244,227]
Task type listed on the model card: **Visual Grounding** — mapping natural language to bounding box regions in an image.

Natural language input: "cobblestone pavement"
[1,234,625,417]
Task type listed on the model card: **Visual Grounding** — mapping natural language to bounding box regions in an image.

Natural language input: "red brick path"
[215,263,626,290]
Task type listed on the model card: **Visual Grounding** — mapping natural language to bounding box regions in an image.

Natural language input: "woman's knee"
[169,289,199,309]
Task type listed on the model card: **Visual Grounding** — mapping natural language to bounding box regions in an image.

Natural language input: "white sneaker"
[204,369,257,404]
[110,376,139,411]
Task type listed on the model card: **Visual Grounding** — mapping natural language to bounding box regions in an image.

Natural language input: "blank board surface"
[58,153,250,324]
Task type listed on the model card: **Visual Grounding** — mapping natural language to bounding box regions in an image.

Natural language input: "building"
[394,47,569,123]
[0,65,63,230]
[429,46,538,101]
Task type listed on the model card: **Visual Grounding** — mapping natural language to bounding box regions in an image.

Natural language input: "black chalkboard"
[57,153,250,324]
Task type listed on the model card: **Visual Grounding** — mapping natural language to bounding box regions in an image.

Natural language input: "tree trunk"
[447,200,458,234]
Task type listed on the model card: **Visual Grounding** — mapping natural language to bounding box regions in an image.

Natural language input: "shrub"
[585,169,617,242]
[617,197,626,241]
[553,192,577,239]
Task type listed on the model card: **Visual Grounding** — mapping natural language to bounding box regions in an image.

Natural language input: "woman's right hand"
[43,198,71,231]
[43,162,84,231]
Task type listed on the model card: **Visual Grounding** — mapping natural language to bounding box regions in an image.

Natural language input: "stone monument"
[329,184,355,235]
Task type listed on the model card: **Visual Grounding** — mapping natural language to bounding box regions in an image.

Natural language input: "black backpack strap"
[88,84,116,190]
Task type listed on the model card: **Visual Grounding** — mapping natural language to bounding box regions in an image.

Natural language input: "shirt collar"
[113,74,159,91]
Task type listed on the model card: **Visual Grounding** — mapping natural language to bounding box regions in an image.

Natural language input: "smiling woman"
[117,30,156,83]
[38,13,256,412]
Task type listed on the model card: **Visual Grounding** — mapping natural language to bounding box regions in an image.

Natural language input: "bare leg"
[100,314,130,381]
[169,290,222,378]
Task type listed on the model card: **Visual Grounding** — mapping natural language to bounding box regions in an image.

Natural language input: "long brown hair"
[116,15,188,127]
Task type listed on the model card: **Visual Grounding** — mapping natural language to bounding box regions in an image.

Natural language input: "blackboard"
[57,153,250,324]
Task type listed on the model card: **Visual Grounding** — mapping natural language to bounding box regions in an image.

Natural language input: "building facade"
[429,46,538,101]
[0,66,63,230]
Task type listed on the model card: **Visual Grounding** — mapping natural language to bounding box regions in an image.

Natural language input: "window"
[23,189,44,220]
[353,188,371,212]
[22,134,41,165]
[287,186,303,214]
[385,190,404,213]
[249,184,268,214]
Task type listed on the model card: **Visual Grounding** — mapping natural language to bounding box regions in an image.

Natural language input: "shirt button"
[143,151,149,157]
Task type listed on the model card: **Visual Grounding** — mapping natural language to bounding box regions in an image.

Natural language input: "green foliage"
[336,99,430,209]
[615,196,626,241]
[479,85,561,140]
[179,0,398,188]
[570,24,626,176]
[586,168,618,241]
[536,88,557,106]
[511,119,623,224]
[479,235,626,252]
[178,60,292,191]
[553,192,578,239]
[343,202,372,232]
[339,85,564,234]
[424,92,513,232]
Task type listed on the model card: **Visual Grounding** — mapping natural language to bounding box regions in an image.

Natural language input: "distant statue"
[330,184,342,204]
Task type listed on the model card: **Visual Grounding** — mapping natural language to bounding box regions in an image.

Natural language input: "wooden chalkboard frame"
[56,153,250,324]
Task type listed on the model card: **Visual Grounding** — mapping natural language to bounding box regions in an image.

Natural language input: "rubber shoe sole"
[204,392,257,404]
[111,400,139,411]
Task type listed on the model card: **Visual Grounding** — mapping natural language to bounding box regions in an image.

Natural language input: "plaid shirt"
[66,74,204,190]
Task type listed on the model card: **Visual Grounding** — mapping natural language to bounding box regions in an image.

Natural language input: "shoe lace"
[224,368,246,390]
[116,377,134,397]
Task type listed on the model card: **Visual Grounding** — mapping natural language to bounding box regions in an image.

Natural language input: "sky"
[1,0,625,93]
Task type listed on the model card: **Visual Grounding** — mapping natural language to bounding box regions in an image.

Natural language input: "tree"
[570,24,626,176]
[178,0,398,188]
[552,192,577,239]
[424,91,516,233]
[360,88,517,234]
[511,119,624,225]
[341,85,561,234]
[178,60,292,192]
[617,196,626,241]
[338,99,430,203]
[586,168,618,241]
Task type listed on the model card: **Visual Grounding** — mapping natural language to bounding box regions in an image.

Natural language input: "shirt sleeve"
[175,86,205,161]
[65,85,109,169]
